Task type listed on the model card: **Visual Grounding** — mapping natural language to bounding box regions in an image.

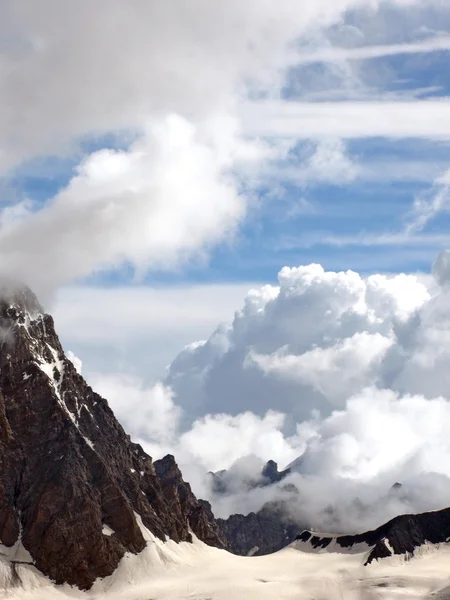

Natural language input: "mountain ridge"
[2,285,450,592]
[0,287,224,589]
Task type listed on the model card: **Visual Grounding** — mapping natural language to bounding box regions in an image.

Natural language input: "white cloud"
[76,252,450,530]
[165,263,430,423]
[0,0,447,296]
[92,375,180,451]
[0,115,263,296]
[406,168,450,234]
[66,350,82,374]
[301,138,359,184]
[243,99,450,139]
[295,34,450,65]
[248,332,393,406]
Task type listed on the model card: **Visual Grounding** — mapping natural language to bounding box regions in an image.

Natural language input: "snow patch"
[102,525,115,537]
[82,436,94,449]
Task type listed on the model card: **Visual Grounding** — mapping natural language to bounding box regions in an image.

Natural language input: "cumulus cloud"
[87,252,450,531]
[0,115,258,295]
[91,374,181,455]
[166,263,430,424]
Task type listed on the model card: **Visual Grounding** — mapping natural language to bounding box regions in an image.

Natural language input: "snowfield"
[2,519,450,600]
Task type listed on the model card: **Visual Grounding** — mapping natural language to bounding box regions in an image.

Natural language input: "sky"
[3,0,450,531]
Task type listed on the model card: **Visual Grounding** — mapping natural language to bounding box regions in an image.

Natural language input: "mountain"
[0,286,225,589]
[296,505,450,562]
[3,283,450,599]
[217,496,302,556]
[209,459,291,495]
[210,460,300,555]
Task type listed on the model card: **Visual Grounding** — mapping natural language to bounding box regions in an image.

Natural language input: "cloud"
[406,168,450,234]
[294,34,450,65]
[89,252,450,530]
[4,0,450,534]
[165,264,430,424]
[247,331,392,406]
[0,0,309,171]
[66,350,82,375]
[0,115,262,296]
[243,99,450,139]
[0,0,446,296]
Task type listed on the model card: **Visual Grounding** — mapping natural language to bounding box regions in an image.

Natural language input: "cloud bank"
[90,252,450,532]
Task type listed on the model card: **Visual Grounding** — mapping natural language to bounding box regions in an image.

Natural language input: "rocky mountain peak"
[0,290,224,589]
[261,460,291,484]
[0,282,43,318]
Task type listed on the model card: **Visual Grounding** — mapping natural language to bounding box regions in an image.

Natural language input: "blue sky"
[2,0,450,381]
[5,19,450,288]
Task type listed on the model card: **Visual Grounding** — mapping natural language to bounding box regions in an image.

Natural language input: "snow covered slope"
[2,523,450,600]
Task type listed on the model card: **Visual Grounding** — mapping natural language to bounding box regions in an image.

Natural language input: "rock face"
[154,455,227,548]
[211,459,299,556]
[261,460,291,485]
[217,498,302,556]
[296,506,450,563]
[0,287,224,589]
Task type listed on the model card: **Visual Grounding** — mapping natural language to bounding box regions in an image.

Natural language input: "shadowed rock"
[0,286,224,589]
[296,506,450,564]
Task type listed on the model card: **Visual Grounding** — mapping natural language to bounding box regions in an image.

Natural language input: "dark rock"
[296,506,450,564]
[217,497,302,556]
[154,455,227,548]
[0,286,224,589]
[261,460,291,485]
[210,459,291,496]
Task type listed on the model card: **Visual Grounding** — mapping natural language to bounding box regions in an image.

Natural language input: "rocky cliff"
[296,506,450,562]
[0,286,224,589]
[217,499,301,556]
[211,460,300,555]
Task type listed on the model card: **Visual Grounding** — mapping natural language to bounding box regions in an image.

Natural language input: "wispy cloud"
[406,169,450,234]
[243,100,450,139]
[266,158,450,185]
[295,35,450,65]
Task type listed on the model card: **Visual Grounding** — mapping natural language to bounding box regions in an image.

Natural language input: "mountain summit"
[0,287,225,589]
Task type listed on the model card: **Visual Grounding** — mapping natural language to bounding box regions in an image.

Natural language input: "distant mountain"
[0,286,225,589]
[217,495,303,556]
[296,506,450,563]
[209,458,291,495]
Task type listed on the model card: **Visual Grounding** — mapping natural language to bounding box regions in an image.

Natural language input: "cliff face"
[0,287,224,589]
[217,502,300,556]
[211,460,299,556]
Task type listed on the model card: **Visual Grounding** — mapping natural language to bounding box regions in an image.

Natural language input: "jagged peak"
[294,505,450,564]
[0,279,44,320]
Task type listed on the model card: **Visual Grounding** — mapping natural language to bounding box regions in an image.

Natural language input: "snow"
[2,531,450,599]
[0,535,33,565]
[102,525,115,537]
[30,341,97,450]
[82,436,95,450]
